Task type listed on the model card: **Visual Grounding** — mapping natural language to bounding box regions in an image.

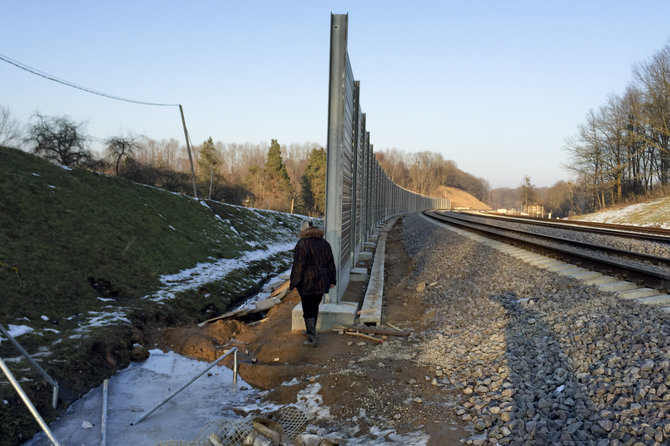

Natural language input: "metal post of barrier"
[101,379,108,446]
[351,80,361,266]
[322,12,453,304]
[0,323,59,409]
[0,357,61,446]
[325,13,349,304]
[132,347,238,425]
[233,349,238,386]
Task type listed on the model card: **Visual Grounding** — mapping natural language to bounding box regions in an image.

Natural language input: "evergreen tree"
[299,174,314,215]
[262,139,293,211]
[266,139,291,185]
[301,147,327,216]
[198,137,220,199]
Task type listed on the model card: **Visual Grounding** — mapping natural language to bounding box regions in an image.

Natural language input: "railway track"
[422,210,670,311]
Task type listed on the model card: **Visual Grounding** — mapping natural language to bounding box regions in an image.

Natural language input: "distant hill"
[435,185,491,210]
[570,195,670,229]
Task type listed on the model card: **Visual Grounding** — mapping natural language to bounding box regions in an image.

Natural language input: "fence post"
[325,14,350,304]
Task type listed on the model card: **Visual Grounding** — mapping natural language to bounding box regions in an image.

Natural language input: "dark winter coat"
[289,227,336,296]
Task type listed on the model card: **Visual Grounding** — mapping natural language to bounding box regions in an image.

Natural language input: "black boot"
[303,317,317,347]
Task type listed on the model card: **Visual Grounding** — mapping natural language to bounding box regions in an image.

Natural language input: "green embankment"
[0,146,304,445]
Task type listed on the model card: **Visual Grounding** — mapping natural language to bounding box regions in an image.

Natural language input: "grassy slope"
[570,195,670,228]
[0,146,304,445]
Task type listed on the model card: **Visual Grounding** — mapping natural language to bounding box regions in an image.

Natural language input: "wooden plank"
[344,332,383,343]
[197,307,257,327]
[334,325,408,337]
[271,280,290,298]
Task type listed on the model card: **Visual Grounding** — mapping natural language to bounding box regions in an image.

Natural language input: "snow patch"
[7,324,33,338]
[148,242,294,302]
[25,350,258,446]
[295,383,330,421]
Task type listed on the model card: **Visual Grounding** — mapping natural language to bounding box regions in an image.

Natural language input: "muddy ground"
[158,220,469,444]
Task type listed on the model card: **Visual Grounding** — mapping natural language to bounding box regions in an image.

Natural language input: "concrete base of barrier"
[291,301,358,332]
[350,267,369,282]
[358,251,373,262]
[358,217,398,325]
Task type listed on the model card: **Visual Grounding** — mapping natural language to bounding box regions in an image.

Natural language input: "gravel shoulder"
[163,213,670,445]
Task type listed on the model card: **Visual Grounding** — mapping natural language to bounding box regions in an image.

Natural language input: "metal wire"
[0,52,179,107]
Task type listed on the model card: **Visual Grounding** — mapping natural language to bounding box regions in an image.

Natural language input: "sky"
[2,1,670,188]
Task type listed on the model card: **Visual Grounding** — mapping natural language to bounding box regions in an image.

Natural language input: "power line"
[0,52,179,107]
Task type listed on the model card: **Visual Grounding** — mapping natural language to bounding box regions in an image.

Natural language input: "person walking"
[289,219,336,347]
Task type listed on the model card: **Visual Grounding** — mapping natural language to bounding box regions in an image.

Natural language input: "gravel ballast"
[394,213,670,445]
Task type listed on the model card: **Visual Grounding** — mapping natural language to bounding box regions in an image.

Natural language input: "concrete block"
[515,254,539,261]
[291,301,358,332]
[534,260,564,269]
[583,275,618,285]
[618,288,661,300]
[358,225,387,326]
[350,267,369,282]
[358,252,373,262]
[597,281,638,293]
[544,262,570,271]
[564,270,602,281]
[637,294,670,306]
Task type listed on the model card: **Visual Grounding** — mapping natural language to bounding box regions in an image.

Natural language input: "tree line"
[0,109,327,216]
[376,149,490,202]
[565,42,670,211]
[2,106,499,217]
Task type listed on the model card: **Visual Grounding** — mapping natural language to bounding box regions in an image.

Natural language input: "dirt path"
[160,219,469,444]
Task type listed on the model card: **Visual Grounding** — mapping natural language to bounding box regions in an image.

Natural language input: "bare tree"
[633,45,670,183]
[105,135,142,175]
[0,106,21,147]
[26,113,89,166]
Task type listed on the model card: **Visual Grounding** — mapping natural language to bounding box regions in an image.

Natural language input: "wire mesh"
[153,405,307,446]
[274,405,308,440]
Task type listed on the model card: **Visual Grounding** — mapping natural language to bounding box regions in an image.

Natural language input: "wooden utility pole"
[178,104,198,199]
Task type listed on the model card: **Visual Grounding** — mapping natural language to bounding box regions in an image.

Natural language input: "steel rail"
[423,211,670,285]
[474,211,670,243]
[444,212,670,265]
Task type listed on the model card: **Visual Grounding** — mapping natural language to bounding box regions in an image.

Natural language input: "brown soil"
[436,185,491,210]
[157,221,469,444]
